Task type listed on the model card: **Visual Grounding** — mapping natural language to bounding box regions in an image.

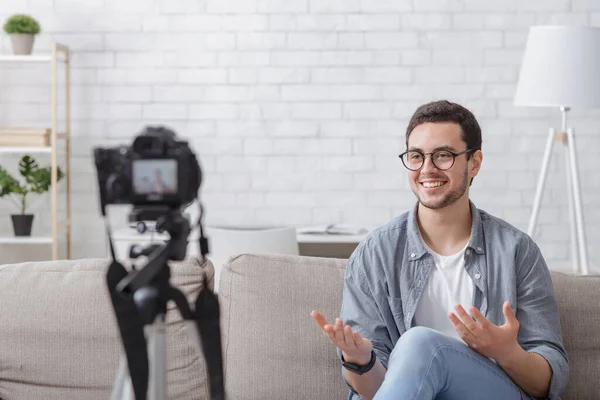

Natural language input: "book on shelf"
[0,128,50,147]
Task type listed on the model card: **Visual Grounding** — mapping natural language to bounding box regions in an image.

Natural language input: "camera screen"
[133,159,178,195]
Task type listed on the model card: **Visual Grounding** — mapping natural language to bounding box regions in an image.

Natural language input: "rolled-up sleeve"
[516,236,569,399]
[337,246,394,396]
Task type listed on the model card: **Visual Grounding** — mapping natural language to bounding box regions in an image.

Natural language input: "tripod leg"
[147,316,168,400]
[528,128,555,237]
[111,355,135,400]
[566,128,590,275]
[563,135,580,273]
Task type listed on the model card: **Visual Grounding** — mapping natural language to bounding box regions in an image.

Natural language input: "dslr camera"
[93,126,202,222]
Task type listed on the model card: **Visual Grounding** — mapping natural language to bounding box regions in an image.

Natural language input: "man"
[311,100,568,400]
[151,169,175,194]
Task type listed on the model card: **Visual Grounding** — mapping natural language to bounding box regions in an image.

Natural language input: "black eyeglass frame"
[398,149,474,171]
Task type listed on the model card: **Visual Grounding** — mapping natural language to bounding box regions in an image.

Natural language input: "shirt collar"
[407,200,485,261]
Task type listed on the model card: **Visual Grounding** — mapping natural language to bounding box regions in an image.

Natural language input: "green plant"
[0,155,63,214]
[3,14,41,35]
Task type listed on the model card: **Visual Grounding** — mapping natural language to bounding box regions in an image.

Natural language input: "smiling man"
[312,100,568,399]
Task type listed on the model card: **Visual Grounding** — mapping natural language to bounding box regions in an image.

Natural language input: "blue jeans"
[373,327,528,400]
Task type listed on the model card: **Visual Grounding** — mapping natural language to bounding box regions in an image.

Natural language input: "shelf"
[0,217,70,245]
[0,236,53,244]
[0,128,68,152]
[0,127,49,134]
[0,128,67,137]
[0,127,66,135]
[0,43,68,64]
[0,54,51,62]
[0,147,52,153]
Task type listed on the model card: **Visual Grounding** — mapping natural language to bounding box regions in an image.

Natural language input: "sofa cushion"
[0,257,214,400]
[551,271,600,400]
[219,253,348,399]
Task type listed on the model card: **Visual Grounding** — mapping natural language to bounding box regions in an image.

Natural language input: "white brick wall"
[0,0,599,272]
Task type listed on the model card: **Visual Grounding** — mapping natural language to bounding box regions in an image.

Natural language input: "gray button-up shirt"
[339,201,568,400]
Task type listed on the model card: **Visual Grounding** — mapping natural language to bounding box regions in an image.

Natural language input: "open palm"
[311,310,373,365]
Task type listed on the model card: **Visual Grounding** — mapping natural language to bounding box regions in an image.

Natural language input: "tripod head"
[117,208,190,296]
[115,208,191,331]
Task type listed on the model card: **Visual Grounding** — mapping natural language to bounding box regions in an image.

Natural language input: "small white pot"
[10,34,35,55]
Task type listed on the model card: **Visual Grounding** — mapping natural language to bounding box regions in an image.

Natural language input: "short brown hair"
[406,100,482,153]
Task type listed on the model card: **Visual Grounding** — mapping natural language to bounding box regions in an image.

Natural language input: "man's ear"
[470,150,483,177]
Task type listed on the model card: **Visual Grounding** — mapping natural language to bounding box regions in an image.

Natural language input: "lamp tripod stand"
[528,106,589,275]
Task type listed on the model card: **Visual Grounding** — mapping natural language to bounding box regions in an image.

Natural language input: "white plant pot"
[10,34,35,55]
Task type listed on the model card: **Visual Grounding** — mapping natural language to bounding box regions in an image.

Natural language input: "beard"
[413,168,469,210]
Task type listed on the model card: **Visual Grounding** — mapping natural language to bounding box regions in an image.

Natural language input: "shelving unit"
[0,41,71,260]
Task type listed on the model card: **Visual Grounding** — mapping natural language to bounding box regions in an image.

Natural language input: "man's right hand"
[311,310,373,366]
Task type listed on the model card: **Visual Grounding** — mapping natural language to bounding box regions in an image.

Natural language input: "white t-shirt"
[413,240,474,340]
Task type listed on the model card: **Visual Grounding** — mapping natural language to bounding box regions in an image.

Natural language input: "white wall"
[0,0,599,271]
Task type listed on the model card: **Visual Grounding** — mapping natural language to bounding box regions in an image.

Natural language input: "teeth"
[422,182,445,188]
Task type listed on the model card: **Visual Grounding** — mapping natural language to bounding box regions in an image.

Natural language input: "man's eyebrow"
[407,145,457,152]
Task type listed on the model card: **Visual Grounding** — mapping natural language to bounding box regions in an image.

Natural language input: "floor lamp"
[514,26,600,275]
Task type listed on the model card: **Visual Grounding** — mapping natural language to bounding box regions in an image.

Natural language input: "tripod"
[105,209,225,400]
[110,310,171,400]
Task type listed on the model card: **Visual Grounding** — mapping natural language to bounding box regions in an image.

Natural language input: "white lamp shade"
[514,25,600,108]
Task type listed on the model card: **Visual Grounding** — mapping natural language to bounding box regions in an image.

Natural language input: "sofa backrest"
[0,257,214,400]
[550,271,600,399]
[219,253,349,399]
[219,254,600,400]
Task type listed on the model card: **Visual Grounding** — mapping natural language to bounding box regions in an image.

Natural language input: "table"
[296,232,366,259]
[110,227,368,292]
[110,227,367,260]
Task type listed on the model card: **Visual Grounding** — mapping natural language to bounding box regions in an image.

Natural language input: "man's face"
[406,122,481,210]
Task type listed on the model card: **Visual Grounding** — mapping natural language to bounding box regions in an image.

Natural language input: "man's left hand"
[448,301,521,364]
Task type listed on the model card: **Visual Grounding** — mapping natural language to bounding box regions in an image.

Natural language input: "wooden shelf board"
[0,236,53,244]
[0,52,68,63]
[0,147,52,153]
[0,54,52,62]
[0,128,66,136]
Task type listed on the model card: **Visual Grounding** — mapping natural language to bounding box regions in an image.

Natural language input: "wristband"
[341,350,376,375]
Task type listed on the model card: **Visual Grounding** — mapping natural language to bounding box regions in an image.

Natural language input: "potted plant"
[0,155,63,236]
[3,14,41,55]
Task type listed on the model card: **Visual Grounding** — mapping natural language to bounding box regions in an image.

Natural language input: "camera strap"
[106,260,149,400]
[105,220,117,261]
[105,220,150,399]
[195,203,225,400]
[194,272,225,400]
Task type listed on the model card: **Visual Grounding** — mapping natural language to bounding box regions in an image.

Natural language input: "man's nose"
[420,155,438,173]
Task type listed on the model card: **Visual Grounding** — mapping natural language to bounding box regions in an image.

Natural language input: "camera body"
[94,126,201,220]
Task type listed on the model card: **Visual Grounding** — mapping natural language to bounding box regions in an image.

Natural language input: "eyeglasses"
[399,149,473,171]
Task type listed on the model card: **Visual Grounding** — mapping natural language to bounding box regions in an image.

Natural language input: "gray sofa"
[0,254,599,399]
